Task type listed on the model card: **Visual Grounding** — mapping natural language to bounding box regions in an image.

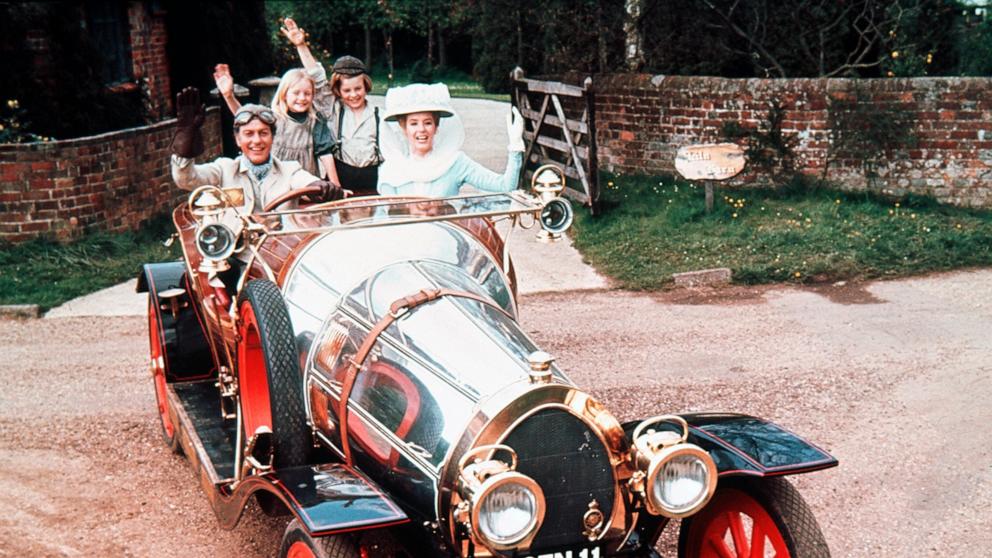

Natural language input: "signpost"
[674,143,745,213]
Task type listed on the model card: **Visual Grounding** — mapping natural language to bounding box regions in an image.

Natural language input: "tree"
[624,0,645,71]
[696,0,961,78]
[265,0,348,70]
[470,0,541,92]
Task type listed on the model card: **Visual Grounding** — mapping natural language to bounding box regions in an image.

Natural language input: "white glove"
[507,106,525,152]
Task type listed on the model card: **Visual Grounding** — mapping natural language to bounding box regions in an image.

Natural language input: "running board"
[166,384,408,533]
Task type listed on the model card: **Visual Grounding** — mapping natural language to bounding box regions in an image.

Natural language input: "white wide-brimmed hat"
[382,83,455,122]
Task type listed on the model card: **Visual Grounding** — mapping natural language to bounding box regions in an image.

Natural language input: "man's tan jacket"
[171,155,319,214]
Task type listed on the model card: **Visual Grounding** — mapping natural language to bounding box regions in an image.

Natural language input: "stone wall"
[0,108,221,243]
[591,74,992,206]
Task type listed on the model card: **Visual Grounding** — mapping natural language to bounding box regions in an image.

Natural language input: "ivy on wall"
[826,86,919,188]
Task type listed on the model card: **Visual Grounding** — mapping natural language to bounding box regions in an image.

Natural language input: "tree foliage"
[470,0,625,92]
[260,0,987,91]
[165,0,274,93]
[468,0,983,85]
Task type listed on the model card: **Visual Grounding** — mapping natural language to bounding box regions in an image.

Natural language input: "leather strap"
[338,287,509,464]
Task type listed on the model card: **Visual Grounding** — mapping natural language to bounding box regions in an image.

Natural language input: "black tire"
[279,519,360,558]
[237,279,311,469]
[148,297,182,454]
[678,476,830,558]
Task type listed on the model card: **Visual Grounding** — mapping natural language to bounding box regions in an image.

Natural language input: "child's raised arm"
[281,18,318,72]
[212,63,242,115]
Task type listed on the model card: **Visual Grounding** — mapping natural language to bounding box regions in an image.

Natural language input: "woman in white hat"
[377,83,525,197]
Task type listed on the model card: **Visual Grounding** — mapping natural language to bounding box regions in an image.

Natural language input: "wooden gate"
[510,68,599,214]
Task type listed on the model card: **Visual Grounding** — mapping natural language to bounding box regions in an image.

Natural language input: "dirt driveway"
[2,270,991,556]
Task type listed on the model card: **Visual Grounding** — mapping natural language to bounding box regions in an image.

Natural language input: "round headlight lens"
[651,453,712,512]
[477,481,540,545]
[539,198,573,234]
[197,223,235,260]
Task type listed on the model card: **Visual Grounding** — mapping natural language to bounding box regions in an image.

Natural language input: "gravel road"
[2,270,991,556]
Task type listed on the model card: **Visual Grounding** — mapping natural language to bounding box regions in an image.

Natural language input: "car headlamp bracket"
[454,444,546,553]
[628,415,718,518]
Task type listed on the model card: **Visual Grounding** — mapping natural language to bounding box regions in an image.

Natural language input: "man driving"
[170,87,344,213]
[169,87,345,294]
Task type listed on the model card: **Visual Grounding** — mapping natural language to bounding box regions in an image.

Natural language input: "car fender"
[138,262,214,381]
[624,412,837,477]
[212,463,409,535]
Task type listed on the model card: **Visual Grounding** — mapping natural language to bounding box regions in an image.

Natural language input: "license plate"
[525,546,601,558]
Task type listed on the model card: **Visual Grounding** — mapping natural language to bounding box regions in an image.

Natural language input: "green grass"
[572,173,992,290]
[369,66,510,102]
[0,213,180,311]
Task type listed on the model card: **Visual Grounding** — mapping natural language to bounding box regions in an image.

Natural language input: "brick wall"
[128,0,172,121]
[0,108,221,243]
[592,74,992,207]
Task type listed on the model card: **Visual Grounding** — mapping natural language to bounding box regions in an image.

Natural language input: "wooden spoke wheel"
[679,477,830,558]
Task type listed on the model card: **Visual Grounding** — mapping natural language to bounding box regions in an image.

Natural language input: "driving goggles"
[233,105,277,127]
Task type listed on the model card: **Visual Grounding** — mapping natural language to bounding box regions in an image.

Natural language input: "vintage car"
[139,167,837,558]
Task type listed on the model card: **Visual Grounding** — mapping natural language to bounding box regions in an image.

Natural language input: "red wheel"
[279,519,359,558]
[237,280,311,469]
[148,297,181,453]
[679,477,830,558]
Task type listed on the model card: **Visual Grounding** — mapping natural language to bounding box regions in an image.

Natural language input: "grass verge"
[572,173,992,290]
[0,213,180,311]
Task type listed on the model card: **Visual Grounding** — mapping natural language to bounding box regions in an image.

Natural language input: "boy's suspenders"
[373,107,382,164]
[335,101,382,166]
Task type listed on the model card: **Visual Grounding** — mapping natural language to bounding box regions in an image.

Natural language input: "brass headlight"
[196,222,236,261]
[539,197,573,235]
[455,445,546,552]
[630,415,717,518]
[530,164,572,242]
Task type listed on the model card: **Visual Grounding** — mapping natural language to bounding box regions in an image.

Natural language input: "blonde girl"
[213,26,335,178]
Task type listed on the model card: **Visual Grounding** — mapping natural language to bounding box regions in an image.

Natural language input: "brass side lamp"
[530,164,573,243]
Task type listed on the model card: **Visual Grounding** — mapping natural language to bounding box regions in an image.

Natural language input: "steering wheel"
[262,185,326,212]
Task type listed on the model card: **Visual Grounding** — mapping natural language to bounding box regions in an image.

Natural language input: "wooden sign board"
[675,143,745,181]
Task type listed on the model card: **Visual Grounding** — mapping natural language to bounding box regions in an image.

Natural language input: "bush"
[956,13,992,76]
[409,59,435,83]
